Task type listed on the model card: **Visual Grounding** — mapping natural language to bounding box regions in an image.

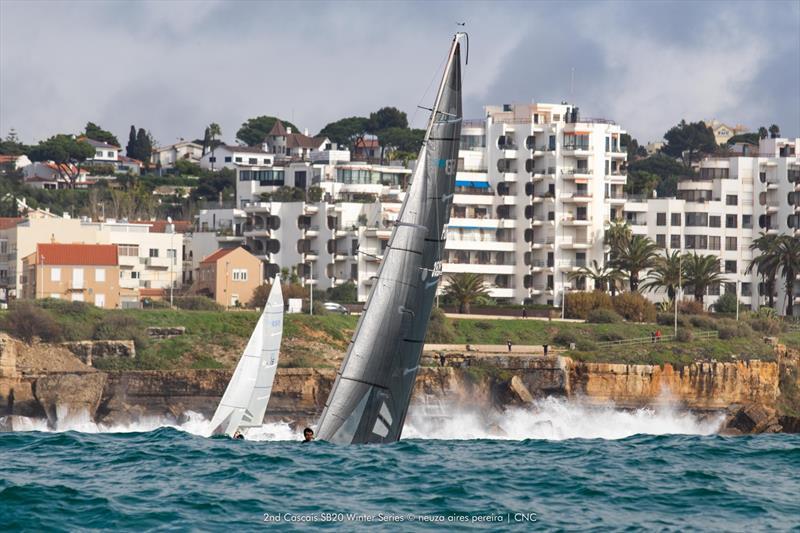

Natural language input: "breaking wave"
[4,396,722,441]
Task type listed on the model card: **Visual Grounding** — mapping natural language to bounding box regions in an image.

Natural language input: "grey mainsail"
[208,276,283,436]
[316,34,465,444]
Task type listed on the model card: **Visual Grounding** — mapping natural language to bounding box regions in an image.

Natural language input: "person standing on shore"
[522,308,528,319]
[507,340,513,352]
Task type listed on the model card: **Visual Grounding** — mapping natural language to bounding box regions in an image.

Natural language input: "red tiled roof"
[34,243,118,266]
[269,120,288,136]
[129,220,192,233]
[139,288,164,297]
[0,155,22,163]
[200,247,238,264]
[0,217,23,230]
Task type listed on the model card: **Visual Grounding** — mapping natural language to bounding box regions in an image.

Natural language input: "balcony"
[562,216,592,226]
[562,192,592,203]
[305,250,319,261]
[561,168,593,179]
[561,238,592,250]
[442,262,515,275]
[244,226,271,238]
[333,253,348,262]
[562,144,592,155]
[304,204,319,215]
[144,256,172,269]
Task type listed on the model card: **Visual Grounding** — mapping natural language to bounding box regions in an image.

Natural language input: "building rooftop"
[33,243,118,266]
[200,247,240,264]
[83,138,120,150]
[0,217,23,230]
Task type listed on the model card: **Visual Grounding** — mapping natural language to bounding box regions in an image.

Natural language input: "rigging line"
[410,46,450,129]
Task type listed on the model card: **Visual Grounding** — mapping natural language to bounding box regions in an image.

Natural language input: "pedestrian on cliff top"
[522,308,528,319]
[656,330,662,342]
[507,340,513,352]
[651,331,656,344]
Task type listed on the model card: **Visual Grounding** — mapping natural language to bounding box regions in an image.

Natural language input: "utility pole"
[309,262,313,316]
[674,253,682,336]
[560,272,566,320]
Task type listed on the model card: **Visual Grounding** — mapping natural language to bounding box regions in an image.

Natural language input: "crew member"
[233,430,245,440]
[302,427,315,443]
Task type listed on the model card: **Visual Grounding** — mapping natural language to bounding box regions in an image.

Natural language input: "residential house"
[0,154,32,171]
[263,120,330,161]
[23,162,90,189]
[199,145,274,171]
[195,246,262,307]
[705,120,749,145]
[151,141,204,169]
[21,243,121,308]
[352,136,381,161]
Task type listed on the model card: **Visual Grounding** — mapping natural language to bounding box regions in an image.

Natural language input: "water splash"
[403,396,723,440]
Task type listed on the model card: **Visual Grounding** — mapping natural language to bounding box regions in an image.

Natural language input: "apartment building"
[195,246,263,307]
[0,217,183,306]
[624,136,799,314]
[21,243,121,308]
[444,102,627,305]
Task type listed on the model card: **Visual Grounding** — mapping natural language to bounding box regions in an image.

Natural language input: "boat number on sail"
[431,261,443,278]
[438,159,457,176]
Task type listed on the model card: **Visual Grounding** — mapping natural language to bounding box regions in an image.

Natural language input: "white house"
[151,141,204,169]
[84,138,121,163]
[263,120,330,161]
[23,162,90,189]
[199,145,274,171]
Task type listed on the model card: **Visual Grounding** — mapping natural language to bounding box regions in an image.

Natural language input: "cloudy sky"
[1,0,798,147]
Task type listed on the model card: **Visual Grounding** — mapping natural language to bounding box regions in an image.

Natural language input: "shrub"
[689,315,717,330]
[425,307,455,343]
[657,312,690,328]
[747,317,784,336]
[586,308,623,324]
[552,330,579,346]
[678,299,704,315]
[142,298,170,309]
[598,331,624,342]
[326,281,357,304]
[716,319,753,339]
[676,329,693,342]
[474,321,494,330]
[92,314,148,352]
[712,292,742,314]
[2,301,63,343]
[575,339,598,351]
[612,292,657,322]
[564,291,613,319]
[175,296,223,311]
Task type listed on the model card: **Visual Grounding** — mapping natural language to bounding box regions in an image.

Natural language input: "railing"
[595,330,718,349]
[562,168,593,175]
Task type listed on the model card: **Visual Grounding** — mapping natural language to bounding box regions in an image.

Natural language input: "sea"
[1,398,798,532]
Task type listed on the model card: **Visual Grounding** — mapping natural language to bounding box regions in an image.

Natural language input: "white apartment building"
[0,217,183,306]
[443,102,627,305]
[183,208,247,285]
[624,136,799,314]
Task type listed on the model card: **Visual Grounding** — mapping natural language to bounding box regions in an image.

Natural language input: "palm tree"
[605,220,632,261]
[442,273,490,314]
[641,249,683,301]
[682,253,725,305]
[567,260,623,292]
[768,124,780,139]
[774,235,800,316]
[747,232,781,309]
[610,234,659,292]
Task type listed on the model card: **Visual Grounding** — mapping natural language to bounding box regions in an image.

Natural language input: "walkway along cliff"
[1,334,797,432]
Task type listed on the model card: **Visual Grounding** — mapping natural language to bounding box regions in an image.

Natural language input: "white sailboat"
[209,276,283,437]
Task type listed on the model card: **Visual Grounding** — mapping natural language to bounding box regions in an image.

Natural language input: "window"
[95,268,105,282]
[725,260,737,274]
[263,159,271,165]
[725,237,737,251]
[563,133,589,150]
[209,156,216,163]
[232,269,248,281]
[699,167,730,179]
[685,213,708,226]
[235,157,242,163]
[107,151,114,158]
[131,271,140,279]
[707,284,720,296]
[656,234,666,247]
[119,244,139,256]
[95,150,103,157]
[709,216,721,228]
[724,282,736,295]
[726,194,738,206]
[671,213,681,226]
[709,236,720,250]
[51,268,61,282]
[741,283,752,297]
[149,248,159,258]
[685,235,697,249]
[742,215,752,229]
[657,213,666,226]
[224,156,232,163]
[725,214,737,228]
[249,158,257,165]
[670,235,681,249]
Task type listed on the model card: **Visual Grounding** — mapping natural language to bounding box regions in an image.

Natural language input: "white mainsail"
[208,276,283,436]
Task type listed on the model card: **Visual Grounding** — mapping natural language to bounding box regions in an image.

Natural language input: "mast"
[316,34,465,444]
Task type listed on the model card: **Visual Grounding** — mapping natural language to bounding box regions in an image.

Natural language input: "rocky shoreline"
[1,334,798,434]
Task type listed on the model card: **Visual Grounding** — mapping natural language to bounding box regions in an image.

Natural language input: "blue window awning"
[455,180,489,188]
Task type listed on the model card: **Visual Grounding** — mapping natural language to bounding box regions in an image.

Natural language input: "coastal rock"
[0,334,18,379]
[507,375,534,404]
[33,372,108,428]
[778,415,800,433]
[721,403,782,435]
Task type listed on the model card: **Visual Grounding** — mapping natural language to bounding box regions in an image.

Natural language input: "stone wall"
[61,340,136,366]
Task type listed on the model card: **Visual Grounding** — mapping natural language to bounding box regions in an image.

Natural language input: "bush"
[175,296,223,311]
[142,298,170,309]
[92,314,148,352]
[564,291,613,319]
[575,339,598,351]
[598,331,624,342]
[586,308,623,324]
[552,330,579,346]
[658,312,689,328]
[474,321,494,330]
[612,292,657,322]
[678,299,704,315]
[712,292,742,314]
[716,319,753,339]
[747,317,784,336]
[424,307,455,343]
[326,281,357,304]
[1,301,62,343]
[689,315,717,330]
[676,329,693,342]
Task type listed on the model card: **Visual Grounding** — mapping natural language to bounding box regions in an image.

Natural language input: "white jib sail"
[208,276,283,436]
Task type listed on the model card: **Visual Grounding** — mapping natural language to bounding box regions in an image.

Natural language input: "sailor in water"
[302,427,314,443]
[233,430,245,440]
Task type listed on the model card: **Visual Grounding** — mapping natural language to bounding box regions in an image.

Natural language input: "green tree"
[758,126,768,139]
[326,281,357,303]
[610,234,659,292]
[662,120,717,164]
[134,128,152,163]
[28,134,95,189]
[567,259,622,292]
[747,232,781,309]
[682,253,725,305]
[641,249,683,302]
[442,272,490,314]
[84,122,119,147]
[126,125,137,158]
[380,127,425,154]
[713,292,742,314]
[768,124,781,139]
[626,153,693,197]
[236,116,299,146]
[318,116,369,147]
[774,235,800,316]
[621,133,647,160]
[367,107,408,132]
[0,128,29,155]
[726,132,759,146]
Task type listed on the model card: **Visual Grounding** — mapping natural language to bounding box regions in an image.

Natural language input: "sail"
[316,34,464,444]
[208,276,283,436]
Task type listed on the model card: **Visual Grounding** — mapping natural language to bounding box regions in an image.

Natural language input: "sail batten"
[316,34,464,444]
